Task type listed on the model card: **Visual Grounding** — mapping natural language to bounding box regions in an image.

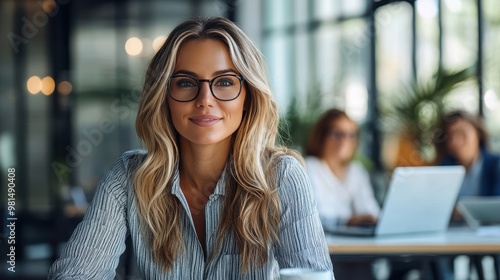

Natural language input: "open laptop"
[458,197,500,228]
[332,166,465,237]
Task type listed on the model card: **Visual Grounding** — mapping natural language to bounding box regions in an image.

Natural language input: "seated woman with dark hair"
[304,108,379,280]
[304,109,380,231]
[433,109,500,279]
[434,110,500,199]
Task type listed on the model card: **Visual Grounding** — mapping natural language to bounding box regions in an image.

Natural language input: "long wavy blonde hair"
[134,17,298,272]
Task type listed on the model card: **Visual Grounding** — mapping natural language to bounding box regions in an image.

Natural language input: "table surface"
[327,227,500,255]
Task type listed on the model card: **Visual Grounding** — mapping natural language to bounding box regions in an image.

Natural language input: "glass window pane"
[25,20,51,211]
[294,31,309,103]
[263,34,293,111]
[442,0,478,69]
[294,0,309,25]
[0,1,17,186]
[416,0,440,81]
[342,0,367,17]
[264,0,293,29]
[340,19,369,122]
[313,0,340,20]
[313,0,366,20]
[74,26,118,93]
[377,2,414,98]
[483,0,500,151]
[442,0,479,115]
[314,25,340,99]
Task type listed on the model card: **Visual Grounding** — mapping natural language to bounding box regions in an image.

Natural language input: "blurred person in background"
[434,110,500,201]
[305,108,380,230]
[48,17,334,279]
[433,110,500,280]
[305,108,379,280]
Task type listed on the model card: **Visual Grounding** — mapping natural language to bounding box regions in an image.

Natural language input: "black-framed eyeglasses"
[167,74,244,102]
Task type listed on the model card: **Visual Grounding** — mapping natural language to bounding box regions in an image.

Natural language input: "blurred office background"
[1,0,499,279]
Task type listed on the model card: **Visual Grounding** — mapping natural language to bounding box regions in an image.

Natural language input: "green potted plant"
[278,88,324,152]
[381,66,475,167]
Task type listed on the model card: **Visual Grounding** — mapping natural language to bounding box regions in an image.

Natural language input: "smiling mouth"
[189,117,222,127]
[194,118,219,121]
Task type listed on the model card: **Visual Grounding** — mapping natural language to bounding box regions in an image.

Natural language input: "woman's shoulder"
[482,150,500,163]
[481,150,500,175]
[103,149,148,188]
[274,154,309,189]
[120,149,148,172]
[275,154,304,172]
[273,155,317,212]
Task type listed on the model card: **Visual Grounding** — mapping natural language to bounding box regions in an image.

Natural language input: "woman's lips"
[189,115,222,127]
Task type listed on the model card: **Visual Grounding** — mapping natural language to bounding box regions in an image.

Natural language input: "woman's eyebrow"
[172,70,198,77]
[213,69,238,75]
[172,68,239,77]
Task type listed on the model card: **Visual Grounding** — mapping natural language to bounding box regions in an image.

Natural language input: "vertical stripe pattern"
[48,150,335,279]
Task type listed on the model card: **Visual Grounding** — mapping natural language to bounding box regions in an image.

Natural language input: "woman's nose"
[195,82,214,107]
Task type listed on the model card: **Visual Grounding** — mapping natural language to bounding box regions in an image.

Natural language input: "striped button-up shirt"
[48,150,334,279]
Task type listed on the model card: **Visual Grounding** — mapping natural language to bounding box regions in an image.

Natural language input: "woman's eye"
[176,80,196,87]
[215,79,234,87]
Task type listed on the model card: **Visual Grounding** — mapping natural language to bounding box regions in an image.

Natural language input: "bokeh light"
[41,76,55,95]
[445,0,463,13]
[417,0,438,18]
[42,0,57,13]
[153,36,167,52]
[27,76,42,94]
[345,83,368,122]
[125,37,143,56]
[485,89,498,110]
[58,81,73,95]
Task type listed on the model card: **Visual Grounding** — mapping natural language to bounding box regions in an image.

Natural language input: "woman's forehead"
[447,119,475,131]
[174,39,236,76]
[329,117,357,130]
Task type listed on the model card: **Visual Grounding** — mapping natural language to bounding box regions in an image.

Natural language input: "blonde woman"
[48,17,334,279]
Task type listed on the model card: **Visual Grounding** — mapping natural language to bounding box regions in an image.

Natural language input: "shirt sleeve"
[47,158,129,280]
[318,216,348,232]
[274,156,335,279]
